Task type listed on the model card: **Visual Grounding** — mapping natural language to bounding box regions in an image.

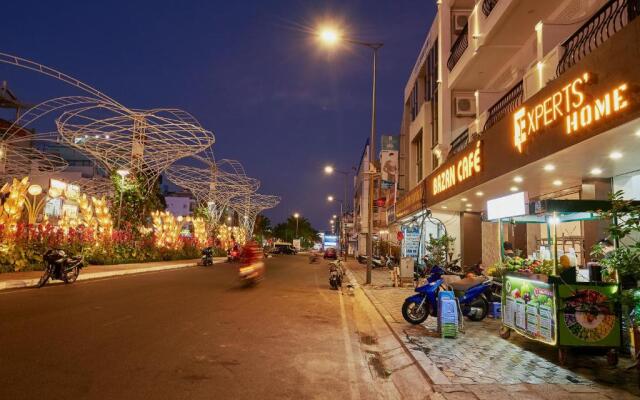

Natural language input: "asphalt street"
[0,255,393,400]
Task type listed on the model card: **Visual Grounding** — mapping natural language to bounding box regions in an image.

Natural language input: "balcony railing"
[483,81,523,131]
[482,0,499,17]
[447,23,469,71]
[448,129,469,159]
[557,0,640,76]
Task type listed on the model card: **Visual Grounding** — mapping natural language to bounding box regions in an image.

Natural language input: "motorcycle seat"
[447,277,486,292]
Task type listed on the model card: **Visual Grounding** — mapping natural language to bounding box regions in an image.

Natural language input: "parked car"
[324,247,338,260]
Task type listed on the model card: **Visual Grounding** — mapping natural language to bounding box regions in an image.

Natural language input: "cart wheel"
[499,326,511,339]
[558,347,568,366]
[606,349,619,366]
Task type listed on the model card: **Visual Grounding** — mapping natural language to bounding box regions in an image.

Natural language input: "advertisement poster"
[323,235,338,249]
[502,275,556,344]
[380,150,398,190]
[402,226,420,258]
[557,284,620,347]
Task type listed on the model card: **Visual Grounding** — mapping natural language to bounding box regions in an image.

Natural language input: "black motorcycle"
[37,249,85,288]
[200,247,214,266]
[328,260,344,290]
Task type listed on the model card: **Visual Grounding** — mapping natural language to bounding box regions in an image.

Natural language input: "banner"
[380,150,398,190]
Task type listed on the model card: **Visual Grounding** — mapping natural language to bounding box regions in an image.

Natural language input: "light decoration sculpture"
[0,52,215,191]
[166,155,259,225]
[0,177,29,230]
[228,193,281,237]
[151,210,181,248]
[191,217,208,246]
[92,196,113,237]
[71,176,114,200]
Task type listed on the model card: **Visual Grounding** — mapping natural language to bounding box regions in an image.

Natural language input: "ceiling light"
[466,208,472,212]
[510,186,518,192]
[441,206,448,209]
[544,164,555,172]
[635,129,640,137]
[475,191,484,196]
[513,176,523,183]
[553,180,562,186]
[609,151,623,160]
[466,203,472,207]
[460,197,468,202]
[590,168,602,175]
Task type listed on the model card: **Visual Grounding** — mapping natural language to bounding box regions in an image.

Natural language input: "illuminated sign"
[396,182,424,218]
[486,191,528,221]
[514,72,629,152]
[432,141,482,196]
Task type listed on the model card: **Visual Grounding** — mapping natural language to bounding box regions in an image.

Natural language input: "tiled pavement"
[345,261,640,399]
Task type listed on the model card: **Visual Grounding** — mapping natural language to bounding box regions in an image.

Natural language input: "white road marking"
[339,289,361,400]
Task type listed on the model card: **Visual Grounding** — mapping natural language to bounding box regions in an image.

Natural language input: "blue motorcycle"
[401,265,493,324]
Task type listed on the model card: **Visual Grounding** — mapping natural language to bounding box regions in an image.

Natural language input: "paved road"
[0,255,391,400]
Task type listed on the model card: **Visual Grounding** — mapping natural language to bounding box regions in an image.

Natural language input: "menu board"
[502,274,556,344]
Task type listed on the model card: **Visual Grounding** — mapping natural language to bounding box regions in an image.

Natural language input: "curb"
[0,257,227,291]
[344,268,445,387]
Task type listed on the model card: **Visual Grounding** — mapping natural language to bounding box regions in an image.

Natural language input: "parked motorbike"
[36,249,85,288]
[357,254,367,264]
[200,247,214,266]
[239,261,265,286]
[328,260,345,290]
[401,265,493,324]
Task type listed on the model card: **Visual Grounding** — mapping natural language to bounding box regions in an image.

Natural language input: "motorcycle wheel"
[402,300,429,324]
[467,297,489,321]
[64,266,80,284]
[36,269,50,288]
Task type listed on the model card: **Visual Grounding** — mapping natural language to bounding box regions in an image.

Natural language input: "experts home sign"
[513,72,629,152]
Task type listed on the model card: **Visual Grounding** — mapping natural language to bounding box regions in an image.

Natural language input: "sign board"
[402,225,420,258]
[292,239,301,250]
[380,135,399,151]
[380,150,398,189]
[432,141,482,196]
[513,72,629,152]
[486,191,528,221]
[396,182,425,219]
[323,235,338,248]
[502,274,556,345]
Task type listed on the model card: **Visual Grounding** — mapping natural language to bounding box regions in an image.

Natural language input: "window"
[431,89,439,148]
[425,40,438,102]
[432,153,439,170]
[410,82,419,121]
[414,131,423,182]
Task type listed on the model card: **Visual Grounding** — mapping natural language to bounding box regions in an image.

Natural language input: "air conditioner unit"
[452,11,470,34]
[454,94,476,117]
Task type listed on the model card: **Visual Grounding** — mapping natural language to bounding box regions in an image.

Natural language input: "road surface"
[0,255,421,399]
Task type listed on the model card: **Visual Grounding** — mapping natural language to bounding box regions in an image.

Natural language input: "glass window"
[414,132,423,182]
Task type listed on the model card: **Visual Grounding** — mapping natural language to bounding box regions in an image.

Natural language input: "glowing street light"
[318,27,341,46]
[293,212,300,237]
[327,195,334,202]
[324,165,335,175]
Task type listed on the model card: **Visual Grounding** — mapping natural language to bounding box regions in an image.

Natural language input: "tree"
[112,174,166,230]
[253,214,272,242]
[272,216,320,248]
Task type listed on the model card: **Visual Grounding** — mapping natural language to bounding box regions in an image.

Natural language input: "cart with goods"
[486,197,623,365]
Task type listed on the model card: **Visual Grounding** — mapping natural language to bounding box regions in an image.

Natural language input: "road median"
[0,257,227,291]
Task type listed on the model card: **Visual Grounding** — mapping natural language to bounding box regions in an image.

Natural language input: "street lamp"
[316,26,382,284]
[293,212,300,238]
[116,169,130,230]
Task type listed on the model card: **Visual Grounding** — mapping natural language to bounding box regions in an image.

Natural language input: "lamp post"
[324,164,354,261]
[317,27,382,284]
[293,212,300,238]
[116,169,130,230]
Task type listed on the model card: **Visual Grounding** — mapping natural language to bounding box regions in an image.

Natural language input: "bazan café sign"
[513,72,629,152]
[432,140,482,196]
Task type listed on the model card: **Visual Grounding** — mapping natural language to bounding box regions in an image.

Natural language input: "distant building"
[165,191,196,217]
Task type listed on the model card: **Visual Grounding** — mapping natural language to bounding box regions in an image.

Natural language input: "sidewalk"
[0,257,227,291]
[345,261,640,400]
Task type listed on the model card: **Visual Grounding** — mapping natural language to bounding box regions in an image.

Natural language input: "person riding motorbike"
[239,240,265,283]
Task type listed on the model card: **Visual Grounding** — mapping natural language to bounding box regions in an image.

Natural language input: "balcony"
[556,0,640,77]
[448,129,469,160]
[483,80,523,131]
[447,23,469,72]
[482,0,499,17]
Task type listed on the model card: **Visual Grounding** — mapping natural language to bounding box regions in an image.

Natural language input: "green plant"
[424,234,456,266]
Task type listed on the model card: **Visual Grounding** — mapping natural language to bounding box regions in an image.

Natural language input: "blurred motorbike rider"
[240,240,265,278]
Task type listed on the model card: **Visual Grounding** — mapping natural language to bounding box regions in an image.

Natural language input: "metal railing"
[447,23,469,71]
[557,0,640,76]
[483,81,523,131]
[482,0,499,17]
[448,129,469,159]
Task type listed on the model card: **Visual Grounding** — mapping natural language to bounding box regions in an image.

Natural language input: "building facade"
[393,0,640,268]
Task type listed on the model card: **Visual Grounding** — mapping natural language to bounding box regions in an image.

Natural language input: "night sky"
[1,1,436,230]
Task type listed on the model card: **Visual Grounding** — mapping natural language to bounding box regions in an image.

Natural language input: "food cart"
[486,195,622,365]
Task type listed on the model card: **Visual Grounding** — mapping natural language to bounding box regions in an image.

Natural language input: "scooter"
[239,261,265,286]
[200,247,214,266]
[401,265,493,324]
[227,247,240,262]
[328,260,345,289]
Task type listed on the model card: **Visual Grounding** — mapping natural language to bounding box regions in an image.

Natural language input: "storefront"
[424,17,640,268]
